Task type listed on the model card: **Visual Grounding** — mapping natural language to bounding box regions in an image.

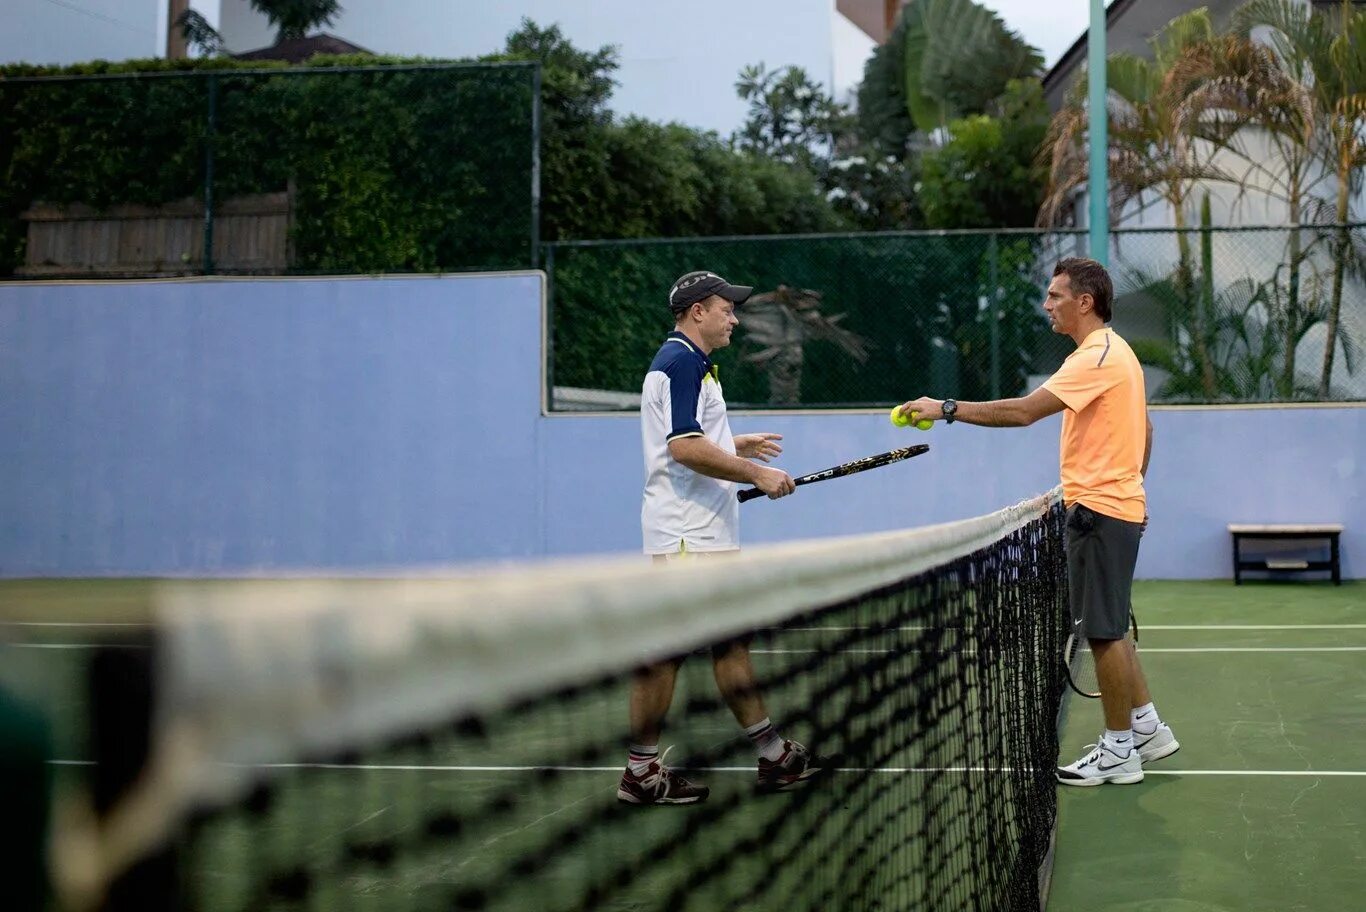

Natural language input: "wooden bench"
[1228,524,1343,585]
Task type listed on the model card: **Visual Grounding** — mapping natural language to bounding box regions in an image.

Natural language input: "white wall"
[217,0,274,53]
[1071,124,1366,400]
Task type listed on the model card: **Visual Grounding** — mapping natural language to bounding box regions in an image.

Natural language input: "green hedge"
[550,232,1052,407]
[0,57,536,275]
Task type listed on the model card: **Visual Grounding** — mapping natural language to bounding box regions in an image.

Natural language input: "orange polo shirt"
[1041,327,1147,523]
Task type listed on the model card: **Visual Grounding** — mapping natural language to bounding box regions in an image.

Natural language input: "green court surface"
[1049,580,1366,912]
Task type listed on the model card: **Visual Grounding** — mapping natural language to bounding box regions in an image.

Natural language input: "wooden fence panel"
[18,192,290,277]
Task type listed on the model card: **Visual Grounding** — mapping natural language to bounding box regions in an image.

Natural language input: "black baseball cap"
[668,271,753,314]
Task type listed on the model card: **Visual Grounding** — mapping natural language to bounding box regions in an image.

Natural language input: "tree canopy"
[249,0,343,42]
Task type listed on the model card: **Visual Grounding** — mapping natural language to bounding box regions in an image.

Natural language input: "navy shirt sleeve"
[663,354,705,441]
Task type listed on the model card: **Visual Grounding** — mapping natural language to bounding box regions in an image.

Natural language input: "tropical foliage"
[249,0,343,42]
[857,0,1042,151]
[918,79,1049,229]
[898,0,1043,133]
[1042,0,1366,401]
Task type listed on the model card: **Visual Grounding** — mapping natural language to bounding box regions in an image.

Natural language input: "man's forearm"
[954,398,1034,428]
[670,437,761,483]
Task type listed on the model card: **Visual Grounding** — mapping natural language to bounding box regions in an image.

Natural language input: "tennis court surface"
[1050,579,1366,912]
[3,492,1069,912]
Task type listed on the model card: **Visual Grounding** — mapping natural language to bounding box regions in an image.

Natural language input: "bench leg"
[1233,536,1242,585]
[1331,535,1341,586]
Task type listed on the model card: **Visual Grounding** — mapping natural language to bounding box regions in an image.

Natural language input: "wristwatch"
[941,399,958,424]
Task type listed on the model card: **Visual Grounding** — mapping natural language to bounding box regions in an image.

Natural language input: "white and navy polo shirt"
[640,331,740,554]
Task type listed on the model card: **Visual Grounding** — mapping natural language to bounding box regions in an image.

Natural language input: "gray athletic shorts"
[1065,503,1142,640]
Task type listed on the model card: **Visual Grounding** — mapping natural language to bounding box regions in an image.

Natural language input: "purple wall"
[2,274,1360,578]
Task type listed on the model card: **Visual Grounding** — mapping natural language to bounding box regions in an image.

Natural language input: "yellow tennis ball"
[890,406,911,427]
[915,418,934,431]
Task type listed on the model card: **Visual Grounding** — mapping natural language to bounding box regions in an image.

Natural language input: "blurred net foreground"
[48,490,1067,912]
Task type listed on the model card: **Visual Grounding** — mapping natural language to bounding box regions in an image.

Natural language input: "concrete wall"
[1,273,1360,578]
[1,274,544,574]
[545,406,1364,581]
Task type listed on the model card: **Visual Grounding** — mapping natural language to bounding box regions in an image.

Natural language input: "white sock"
[745,718,786,761]
[1131,702,1161,734]
[1102,729,1133,757]
[627,744,658,776]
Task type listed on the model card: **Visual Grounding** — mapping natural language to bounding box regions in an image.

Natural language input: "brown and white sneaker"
[616,748,709,806]
[756,739,824,793]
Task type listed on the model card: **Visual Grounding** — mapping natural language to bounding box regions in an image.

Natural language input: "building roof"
[233,33,372,64]
[837,0,902,44]
[1041,0,1245,111]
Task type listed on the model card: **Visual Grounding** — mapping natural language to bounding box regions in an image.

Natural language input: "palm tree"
[176,10,225,57]
[900,0,1042,134]
[1176,3,1359,398]
[1227,0,1366,397]
[739,286,871,404]
[250,0,342,43]
[1040,10,1242,397]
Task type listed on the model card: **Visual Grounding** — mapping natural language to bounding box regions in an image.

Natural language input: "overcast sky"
[6,0,1103,133]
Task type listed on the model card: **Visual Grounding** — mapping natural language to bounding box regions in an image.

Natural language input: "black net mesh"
[21,494,1071,912]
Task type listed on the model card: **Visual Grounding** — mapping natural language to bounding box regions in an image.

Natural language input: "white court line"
[324,766,1366,778]
[753,649,915,655]
[1140,647,1366,653]
[1143,624,1366,630]
[21,642,1355,656]
[3,643,145,650]
[6,622,1359,632]
[785,624,1366,632]
[756,647,1366,654]
[47,761,1362,778]
[1141,769,1366,777]
[783,627,953,632]
[16,644,1356,654]
[1,621,148,627]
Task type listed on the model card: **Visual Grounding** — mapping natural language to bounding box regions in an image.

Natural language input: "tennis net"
[32,489,1068,912]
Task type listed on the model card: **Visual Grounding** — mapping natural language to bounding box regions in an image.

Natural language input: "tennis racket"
[1063,612,1139,699]
[737,444,930,503]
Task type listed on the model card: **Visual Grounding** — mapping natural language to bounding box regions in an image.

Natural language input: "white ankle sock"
[1131,702,1161,734]
[745,718,786,761]
[1103,729,1133,757]
[627,744,658,776]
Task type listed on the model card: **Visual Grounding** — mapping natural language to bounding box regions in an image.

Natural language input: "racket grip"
[736,486,763,503]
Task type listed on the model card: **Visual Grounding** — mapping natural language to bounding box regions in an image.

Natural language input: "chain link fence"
[547,224,1366,409]
[0,62,539,279]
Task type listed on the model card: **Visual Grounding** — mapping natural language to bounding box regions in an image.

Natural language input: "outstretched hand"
[894,397,944,423]
[734,433,783,463]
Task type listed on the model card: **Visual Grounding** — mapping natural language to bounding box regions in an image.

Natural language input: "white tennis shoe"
[1056,741,1143,786]
[1134,723,1180,763]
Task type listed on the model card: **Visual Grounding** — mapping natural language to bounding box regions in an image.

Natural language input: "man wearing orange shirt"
[896,257,1178,786]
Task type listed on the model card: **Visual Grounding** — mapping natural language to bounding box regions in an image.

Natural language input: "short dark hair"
[1053,258,1114,321]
